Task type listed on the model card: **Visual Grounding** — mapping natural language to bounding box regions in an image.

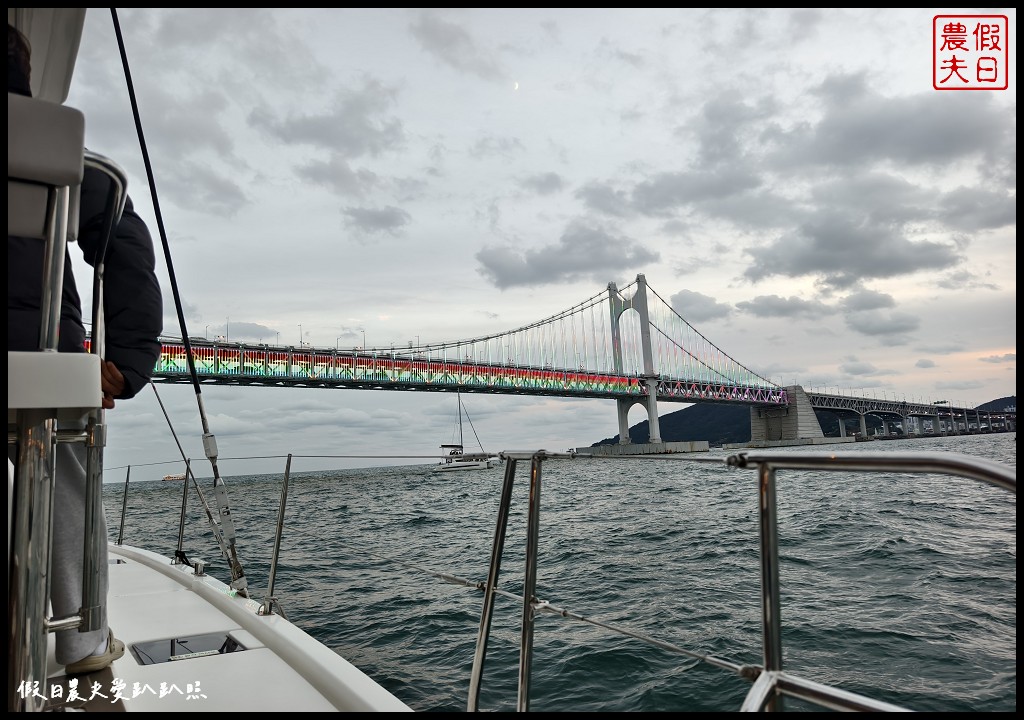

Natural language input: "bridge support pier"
[644,379,662,444]
[615,399,631,444]
[615,384,662,445]
[750,385,825,442]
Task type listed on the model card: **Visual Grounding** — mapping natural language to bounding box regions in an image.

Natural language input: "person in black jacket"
[7,171,163,406]
[8,22,163,674]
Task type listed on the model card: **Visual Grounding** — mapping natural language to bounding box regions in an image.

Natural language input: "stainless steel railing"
[467,449,1015,712]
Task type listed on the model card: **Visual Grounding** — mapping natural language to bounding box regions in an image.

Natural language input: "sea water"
[104,433,1016,712]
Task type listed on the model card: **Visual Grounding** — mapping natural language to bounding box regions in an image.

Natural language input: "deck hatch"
[130,632,247,665]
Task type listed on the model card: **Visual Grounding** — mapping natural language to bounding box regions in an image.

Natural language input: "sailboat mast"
[457,391,464,447]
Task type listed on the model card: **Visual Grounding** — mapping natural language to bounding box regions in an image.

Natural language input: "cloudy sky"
[60,8,1015,480]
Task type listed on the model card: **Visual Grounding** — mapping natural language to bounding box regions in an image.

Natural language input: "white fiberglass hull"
[435,459,496,471]
[39,543,412,712]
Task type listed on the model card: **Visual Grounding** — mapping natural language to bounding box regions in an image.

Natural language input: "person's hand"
[100,361,125,409]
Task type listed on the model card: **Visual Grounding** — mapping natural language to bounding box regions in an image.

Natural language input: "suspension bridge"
[143,275,1012,447]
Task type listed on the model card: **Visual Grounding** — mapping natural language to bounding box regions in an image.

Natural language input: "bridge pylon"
[609,274,661,444]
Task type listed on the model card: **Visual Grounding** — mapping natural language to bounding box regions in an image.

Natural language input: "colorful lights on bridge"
[144,340,787,405]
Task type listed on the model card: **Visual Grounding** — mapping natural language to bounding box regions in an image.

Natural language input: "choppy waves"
[105,433,1015,712]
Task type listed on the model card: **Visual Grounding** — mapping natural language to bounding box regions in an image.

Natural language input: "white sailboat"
[435,392,498,472]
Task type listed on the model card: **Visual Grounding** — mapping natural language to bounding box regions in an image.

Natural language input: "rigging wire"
[458,394,489,454]
[148,383,231,564]
[109,8,249,595]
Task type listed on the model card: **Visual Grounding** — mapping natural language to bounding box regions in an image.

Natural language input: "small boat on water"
[435,392,498,472]
[162,472,186,482]
[437,445,497,471]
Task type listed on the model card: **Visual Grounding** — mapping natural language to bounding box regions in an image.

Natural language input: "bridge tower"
[608,274,662,445]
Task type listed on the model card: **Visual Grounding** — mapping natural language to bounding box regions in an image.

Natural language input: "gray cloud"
[844,310,920,337]
[683,91,779,169]
[410,12,505,81]
[518,172,565,196]
[297,155,381,197]
[838,357,883,377]
[160,160,249,216]
[669,289,732,323]
[631,168,763,216]
[596,36,647,69]
[839,289,895,312]
[214,321,277,342]
[248,78,404,159]
[476,221,659,289]
[140,90,236,164]
[735,295,832,319]
[576,182,632,217]
[623,76,1009,291]
[915,342,965,355]
[806,172,936,226]
[979,354,1016,364]
[342,206,413,235]
[772,74,1013,170]
[936,185,1017,232]
[936,268,1001,291]
[743,211,961,288]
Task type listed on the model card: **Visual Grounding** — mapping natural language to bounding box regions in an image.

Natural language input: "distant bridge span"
[150,275,787,444]
[803,390,1015,438]
[142,275,1010,445]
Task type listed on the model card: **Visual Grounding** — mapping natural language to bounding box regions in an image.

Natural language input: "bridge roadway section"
[149,340,787,405]
[148,340,1014,448]
[802,389,1014,438]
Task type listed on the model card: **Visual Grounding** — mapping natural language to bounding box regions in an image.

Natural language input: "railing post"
[757,461,784,712]
[80,414,107,633]
[516,451,545,712]
[117,465,131,545]
[259,454,292,617]
[9,411,57,712]
[172,459,191,564]
[467,456,518,712]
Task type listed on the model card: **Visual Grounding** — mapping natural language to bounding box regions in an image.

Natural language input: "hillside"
[592,395,1016,447]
